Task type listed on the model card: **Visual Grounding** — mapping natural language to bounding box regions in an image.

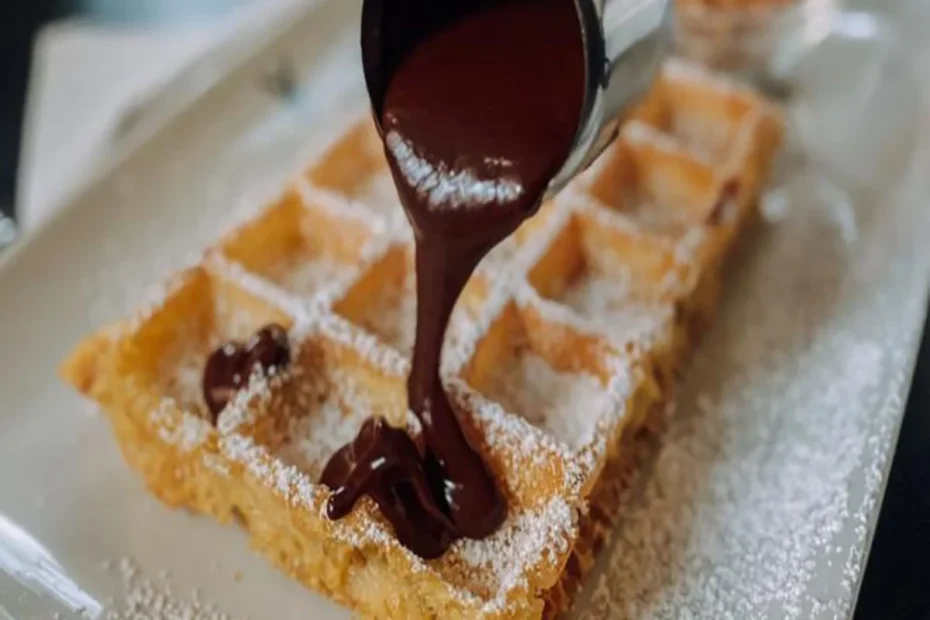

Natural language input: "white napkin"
[17,0,298,232]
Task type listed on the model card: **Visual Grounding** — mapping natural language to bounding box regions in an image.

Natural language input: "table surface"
[8,1,930,618]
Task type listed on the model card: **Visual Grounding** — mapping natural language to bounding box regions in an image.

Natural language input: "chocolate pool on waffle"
[61,60,782,619]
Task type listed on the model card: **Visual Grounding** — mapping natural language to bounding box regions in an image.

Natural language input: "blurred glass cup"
[673,0,840,90]
[789,9,922,192]
[674,0,923,243]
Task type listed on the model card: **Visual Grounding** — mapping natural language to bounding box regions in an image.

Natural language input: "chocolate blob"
[202,323,291,419]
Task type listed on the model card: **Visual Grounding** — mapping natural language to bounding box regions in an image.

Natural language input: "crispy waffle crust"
[61,60,782,619]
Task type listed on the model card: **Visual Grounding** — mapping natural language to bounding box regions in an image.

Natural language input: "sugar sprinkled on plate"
[99,558,237,620]
[570,184,929,618]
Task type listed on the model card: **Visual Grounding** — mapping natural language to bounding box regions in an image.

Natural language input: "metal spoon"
[360,0,671,198]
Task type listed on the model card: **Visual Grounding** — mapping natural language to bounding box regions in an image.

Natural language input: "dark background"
[0,1,65,221]
[854,309,930,620]
[0,2,928,617]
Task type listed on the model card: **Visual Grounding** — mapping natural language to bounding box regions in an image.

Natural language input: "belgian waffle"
[61,59,782,619]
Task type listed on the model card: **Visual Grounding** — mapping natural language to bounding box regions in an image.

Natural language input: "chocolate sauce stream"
[322,0,585,558]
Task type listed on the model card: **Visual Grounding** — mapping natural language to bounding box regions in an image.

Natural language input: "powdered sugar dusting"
[162,344,209,412]
[447,378,583,473]
[570,170,929,618]
[351,262,417,357]
[268,256,356,299]
[150,403,210,452]
[623,120,715,170]
[481,348,612,452]
[560,272,676,350]
[276,382,373,479]
[101,558,236,620]
[457,497,578,610]
[354,170,402,217]
[478,236,522,278]
[316,314,409,377]
[662,57,757,102]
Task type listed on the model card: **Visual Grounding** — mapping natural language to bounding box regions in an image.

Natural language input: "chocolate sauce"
[202,324,290,419]
[321,417,458,558]
[322,0,585,557]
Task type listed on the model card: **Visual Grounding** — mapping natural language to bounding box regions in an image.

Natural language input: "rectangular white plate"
[1,1,928,618]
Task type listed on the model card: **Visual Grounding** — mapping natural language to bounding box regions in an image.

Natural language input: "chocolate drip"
[321,417,457,559]
[323,0,585,557]
[202,324,290,419]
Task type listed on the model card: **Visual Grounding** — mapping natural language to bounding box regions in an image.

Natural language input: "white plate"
[0,1,927,618]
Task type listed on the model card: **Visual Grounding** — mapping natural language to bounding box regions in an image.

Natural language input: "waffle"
[61,59,782,619]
